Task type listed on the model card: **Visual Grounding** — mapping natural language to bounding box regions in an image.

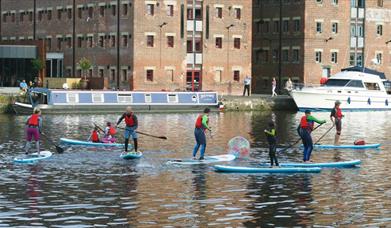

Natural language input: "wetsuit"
[299,115,325,162]
[265,127,278,166]
[192,114,210,159]
[330,107,343,134]
[117,113,138,152]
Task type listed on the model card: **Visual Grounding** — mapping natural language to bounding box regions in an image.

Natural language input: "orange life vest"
[335,107,343,119]
[125,114,135,126]
[108,127,116,135]
[300,116,314,130]
[91,130,99,142]
[28,114,39,126]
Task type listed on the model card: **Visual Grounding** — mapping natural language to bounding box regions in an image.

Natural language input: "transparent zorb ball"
[227,136,250,159]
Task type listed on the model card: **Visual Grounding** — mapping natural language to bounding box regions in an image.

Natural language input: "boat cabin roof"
[331,71,384,83]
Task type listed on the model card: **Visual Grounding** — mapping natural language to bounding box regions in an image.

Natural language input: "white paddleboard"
[14,151,53,163]
[167,154,236,165]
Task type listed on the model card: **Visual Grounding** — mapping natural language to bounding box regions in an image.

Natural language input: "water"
[0,111,390,227]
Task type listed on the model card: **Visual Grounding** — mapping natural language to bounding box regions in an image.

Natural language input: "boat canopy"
[341,66,386,80]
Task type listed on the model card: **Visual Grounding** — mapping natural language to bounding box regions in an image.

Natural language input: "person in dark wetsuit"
[193,108,212,160]
[116,106,138,152]
[330,100,343,145]
[299,110,326,162]
[264,121,278,167]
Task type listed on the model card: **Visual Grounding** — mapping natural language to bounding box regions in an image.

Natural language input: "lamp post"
[159,22,167,69]
[226,24,234,82]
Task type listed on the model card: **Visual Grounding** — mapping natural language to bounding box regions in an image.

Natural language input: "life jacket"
[91,130,99,142]
[108,127,116,135]
[28,114,39,126]
[125,114,135,127]
[335,107,343,119]
[300,116,314,130]
[195,115,207,129]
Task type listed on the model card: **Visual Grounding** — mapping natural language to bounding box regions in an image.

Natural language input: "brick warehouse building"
[0,0,252,95]
[252,0,391,94]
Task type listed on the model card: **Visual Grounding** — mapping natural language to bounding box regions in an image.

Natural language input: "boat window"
[383,81,391,94]
[118,94,132,103]
[92,93,104,103]
[324,79,350,87]
[67,93,79,103]
[346,80,364,88]
[168,94,178,103]
[364,82,381,91]
[145,94,151,103]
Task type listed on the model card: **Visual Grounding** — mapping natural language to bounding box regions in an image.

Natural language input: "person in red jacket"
[88,126,101,143]
[116,106,138,152]
[330,100,343,145]
[25,108,42,155]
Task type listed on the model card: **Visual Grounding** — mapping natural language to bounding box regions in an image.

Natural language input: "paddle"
[117,126,167,140]
[314,125,334,145]
[278,123,324,153]
[93,123,105,133]
[40,132,64,153]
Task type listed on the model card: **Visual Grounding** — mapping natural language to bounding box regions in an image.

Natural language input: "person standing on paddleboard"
[330,100,343,145]
[116,106,138,152]
[298,110,326,162]
[264,121,278,167]
[25,107,42,155]
[193,108,212,160]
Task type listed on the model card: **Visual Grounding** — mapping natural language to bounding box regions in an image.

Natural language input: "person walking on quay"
[243,75,251,96]
[193,108,212,160]
[272,77,278,97]
[330,100,343,145]
[25,108,42,155]
[285,77,293,93]
[264,121,278,167]
[116,106,138,152]
[298,110,326,162]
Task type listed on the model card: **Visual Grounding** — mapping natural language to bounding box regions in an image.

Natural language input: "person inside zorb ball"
[227,136,250,158]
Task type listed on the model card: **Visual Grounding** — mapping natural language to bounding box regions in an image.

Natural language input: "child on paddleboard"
[264,121,278,167]
[25,107,42,155]
[103,122,116,143]
[88,126,101,143]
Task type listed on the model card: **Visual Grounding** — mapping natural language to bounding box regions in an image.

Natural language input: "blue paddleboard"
[14,151,52,163]
[120,151,143,159]
[60,138,126,147]
[167,154,236,165]
[313,144,380,149]
[214,165,321,173]
[273,159,361,168]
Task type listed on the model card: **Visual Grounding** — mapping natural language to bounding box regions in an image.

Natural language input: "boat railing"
[293,82,322,90]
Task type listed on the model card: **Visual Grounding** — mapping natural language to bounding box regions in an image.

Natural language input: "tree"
[78,57,92,80]
[31,58,44,77]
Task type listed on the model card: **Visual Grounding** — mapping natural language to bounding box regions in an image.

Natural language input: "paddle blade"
[159,136,168,140]
[56,146,64,153]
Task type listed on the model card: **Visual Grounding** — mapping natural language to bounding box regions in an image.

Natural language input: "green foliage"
[31,59,45,76]
[78,57,92,80]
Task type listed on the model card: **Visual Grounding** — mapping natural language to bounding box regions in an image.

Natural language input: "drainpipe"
[33,0,36,39]
[72,0,76,77]
[117,0,120,89]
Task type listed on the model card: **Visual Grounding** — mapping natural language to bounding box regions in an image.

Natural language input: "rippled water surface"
[0,111,390,227]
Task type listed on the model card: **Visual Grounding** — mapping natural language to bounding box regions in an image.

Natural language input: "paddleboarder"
[298,110,326,162]
[330,100,343,145]
[193,108,212,160]
[25,107,42,155]
[88,126,101,143]
[103,122,117,143]
[264,121,278,167]
[116,106,138,152]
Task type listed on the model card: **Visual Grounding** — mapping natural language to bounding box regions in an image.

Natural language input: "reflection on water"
[0,111,390,226]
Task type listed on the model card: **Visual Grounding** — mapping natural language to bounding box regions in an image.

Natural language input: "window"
[332,22,338,33]
[187,39,202,53]
[29,11,33,21]
[147,4,154,15]
[67,8,72,19]
[87,36,93,48]
[234,8,241,20]
[3,14,7,23]
[325,79,349,87]
[66,37,72,48]
[167,5,174,16]
[283,20,289,32]
[377,25,383,36]
[112,4,116,16]
[332,0,338,5]
[331,52,338,63]
[233,70,240,81]
[234,38,241,49]
[89,69,93,78]
[215,37,222,48]
[77,69,82,77]
[46,38,52,50]
[166,69,174,82]
[263,21,270,33]
[147,35,154,47]
[110,69,115,81]
[38,11,43,21]
[57,9,62,20]
[167,36,174,48]
[262,49,269,63]
[99,35,104,47]
[216,7,222,18]
[376,53,383,64]
[293,19,300,32]
[78,8,82,19]
[377,0,383,7]
[282,49,289,62]
[346,80,364,88]
[273,20,280,33]
[364,82,381,91]
[122,35,128,47]
[111,35,116,47]
[11,12,15,22]
[316,0,323,3]
[88,7,93,18]
[315,51,322,63]
[123,4,128,15]
[316,21,322,33]
[20,12,24,22]
[77,36,83,47]
[100,6,105,16]
[57,38,62,50]
[272,49,279,62]
[146,69,154,81]
[47,10,52,20]
[99,69,104,78]
[122,69,128,82]
[292,49,300,63]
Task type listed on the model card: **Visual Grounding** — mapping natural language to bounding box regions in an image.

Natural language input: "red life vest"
[108,127,116,135]
[125,114,135,126]
[300,116,314,130]
[335,107,343,119]
[91,130,99,142]
[28,114,39,126]
[195,115,203,128]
